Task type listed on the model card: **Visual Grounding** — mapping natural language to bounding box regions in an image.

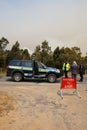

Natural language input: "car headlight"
[57,69,60,73]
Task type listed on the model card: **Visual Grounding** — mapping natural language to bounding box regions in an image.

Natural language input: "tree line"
[0,37,87,72]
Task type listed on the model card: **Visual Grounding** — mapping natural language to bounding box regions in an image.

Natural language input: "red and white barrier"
[59,77,81,98]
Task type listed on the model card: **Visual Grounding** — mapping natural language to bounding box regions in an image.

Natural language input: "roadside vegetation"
[0,37,87,73]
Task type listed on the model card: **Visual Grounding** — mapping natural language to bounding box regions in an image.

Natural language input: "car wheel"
[47,74,57,83]
[13,72,23,82]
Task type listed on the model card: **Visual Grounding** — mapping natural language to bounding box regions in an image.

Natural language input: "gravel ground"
[0,76,87,130]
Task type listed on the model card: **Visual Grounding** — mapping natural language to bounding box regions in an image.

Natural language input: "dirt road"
[0,76,87,130]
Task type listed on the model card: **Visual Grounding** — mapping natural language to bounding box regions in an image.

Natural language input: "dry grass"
[0,92,16,116]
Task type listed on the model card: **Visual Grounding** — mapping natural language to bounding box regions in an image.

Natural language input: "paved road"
[0,75,87,87]
[0,76,61,87]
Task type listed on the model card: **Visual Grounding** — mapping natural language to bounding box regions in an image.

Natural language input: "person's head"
[73,61,77,66]
[79,60,84,65]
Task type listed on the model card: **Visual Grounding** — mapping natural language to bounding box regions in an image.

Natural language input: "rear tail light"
[6,66,10,69]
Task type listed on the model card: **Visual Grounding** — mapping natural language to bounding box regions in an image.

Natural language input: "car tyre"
[47,74,57,83]
[13,72,23,82]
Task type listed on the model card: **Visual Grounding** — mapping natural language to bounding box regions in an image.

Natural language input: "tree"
[53,46,82,69]
[53,46,60,61]
[6,41,22,63]
[71,47,81,62]
[0,37,9,67]
[31,45,42,61]
[0,37,9,51]
[21,49,30,60]
[31,40,53,66]
[40,40,52,64]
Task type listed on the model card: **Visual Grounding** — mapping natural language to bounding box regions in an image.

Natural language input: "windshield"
[38,62,47,69]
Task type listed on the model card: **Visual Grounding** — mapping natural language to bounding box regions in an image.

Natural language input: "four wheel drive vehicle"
[6,60,61,83]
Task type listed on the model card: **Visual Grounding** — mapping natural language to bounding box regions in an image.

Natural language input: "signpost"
[59,77,81,99]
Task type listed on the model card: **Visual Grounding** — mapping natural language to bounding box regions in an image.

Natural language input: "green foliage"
[0,37,9,52]
[6,41,21,62]
[0,37,9,67]
[6,41,30,65]
[53,46,82,69]
[31,40,53,66]
[0,36,87,73]
[31,45,42,61]
[82,56,87,74]
[21,49,30,60]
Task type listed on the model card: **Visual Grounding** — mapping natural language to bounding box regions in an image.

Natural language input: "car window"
[22,61,32,67]
[9,60,21,66]
[38,62,46,69]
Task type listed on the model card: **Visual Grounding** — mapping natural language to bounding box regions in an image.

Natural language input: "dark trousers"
[64,71,68,78]
[80,72,83,81]
[72,73,76,78]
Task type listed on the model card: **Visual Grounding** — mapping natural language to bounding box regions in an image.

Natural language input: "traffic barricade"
[59,77,81,99]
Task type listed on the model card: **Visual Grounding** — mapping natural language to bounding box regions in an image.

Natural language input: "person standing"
[71,61,78,78]
[62,61,70,78]
[79,61,85,82]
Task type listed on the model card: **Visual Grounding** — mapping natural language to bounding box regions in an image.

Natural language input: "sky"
[0,0,87,55]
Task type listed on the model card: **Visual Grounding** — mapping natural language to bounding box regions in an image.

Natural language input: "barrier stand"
[59,77,81,99]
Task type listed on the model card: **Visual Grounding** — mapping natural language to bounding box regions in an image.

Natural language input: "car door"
[38,62,47,77]
[21,60,33,77]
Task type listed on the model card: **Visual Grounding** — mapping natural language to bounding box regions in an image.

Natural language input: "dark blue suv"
[6,60,61,83]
